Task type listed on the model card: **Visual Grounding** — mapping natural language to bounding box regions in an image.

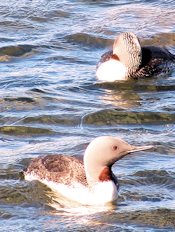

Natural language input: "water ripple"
[0,0,174,231]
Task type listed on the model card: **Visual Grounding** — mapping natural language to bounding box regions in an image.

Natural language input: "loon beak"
[129,145,153,153]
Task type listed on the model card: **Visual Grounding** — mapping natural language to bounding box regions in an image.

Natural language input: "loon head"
[84,136,152,187]
[113,32,142,78]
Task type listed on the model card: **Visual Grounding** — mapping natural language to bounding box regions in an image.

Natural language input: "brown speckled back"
[24,154,88,186]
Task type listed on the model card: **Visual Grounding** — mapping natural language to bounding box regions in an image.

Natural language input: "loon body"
[96,32,175,82]
[24,136,152,206]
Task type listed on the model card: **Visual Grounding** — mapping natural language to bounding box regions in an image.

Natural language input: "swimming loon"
[24,136,152,205]
[96,32,175,82]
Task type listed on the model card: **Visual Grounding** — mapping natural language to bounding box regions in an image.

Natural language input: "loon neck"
[99,166,113,182]
[113,51,141,78]
[85,165,118,204]
[85,160,115,188]
[113,32,142,78]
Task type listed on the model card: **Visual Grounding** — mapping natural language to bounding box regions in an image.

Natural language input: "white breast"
[25,173,118,206]
[96,59,127,82]
[46,180,118,206]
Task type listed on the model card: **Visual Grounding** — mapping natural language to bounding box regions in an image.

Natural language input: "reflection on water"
[99,85,141,108]
[0,0,175,231]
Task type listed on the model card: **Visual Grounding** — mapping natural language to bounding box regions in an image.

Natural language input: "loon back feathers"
[141,46,175,66]
[25,155,87,186]
[134,46,175,78]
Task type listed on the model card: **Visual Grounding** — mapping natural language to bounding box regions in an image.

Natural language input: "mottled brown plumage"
[25,155,87,186]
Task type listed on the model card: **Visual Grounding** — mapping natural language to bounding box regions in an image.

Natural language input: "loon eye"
[113,145,118,151]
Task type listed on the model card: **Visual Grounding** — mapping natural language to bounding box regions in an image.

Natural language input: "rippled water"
[0,0,175,231]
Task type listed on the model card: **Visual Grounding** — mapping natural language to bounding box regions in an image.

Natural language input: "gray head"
[84,136,152,186]
[113,32,142,78]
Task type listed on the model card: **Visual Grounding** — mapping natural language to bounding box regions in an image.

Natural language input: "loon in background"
[96,32,175,82]
[24,136,152,206]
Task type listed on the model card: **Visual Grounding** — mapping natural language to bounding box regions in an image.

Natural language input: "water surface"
[0,0,175,231]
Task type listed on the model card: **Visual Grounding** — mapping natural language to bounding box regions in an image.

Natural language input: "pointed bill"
[129,145,153,153]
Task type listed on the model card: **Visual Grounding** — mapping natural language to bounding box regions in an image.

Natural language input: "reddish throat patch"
[99,166,112,182]
[111,54,120,61]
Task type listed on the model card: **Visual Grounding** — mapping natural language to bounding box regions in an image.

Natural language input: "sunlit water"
[0,0,175,231]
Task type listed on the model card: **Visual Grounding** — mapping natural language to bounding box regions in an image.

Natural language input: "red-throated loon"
[24,136,152,206]
[96,32,175,82]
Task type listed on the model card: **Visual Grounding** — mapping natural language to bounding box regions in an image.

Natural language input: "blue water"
[0,0,175,231]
